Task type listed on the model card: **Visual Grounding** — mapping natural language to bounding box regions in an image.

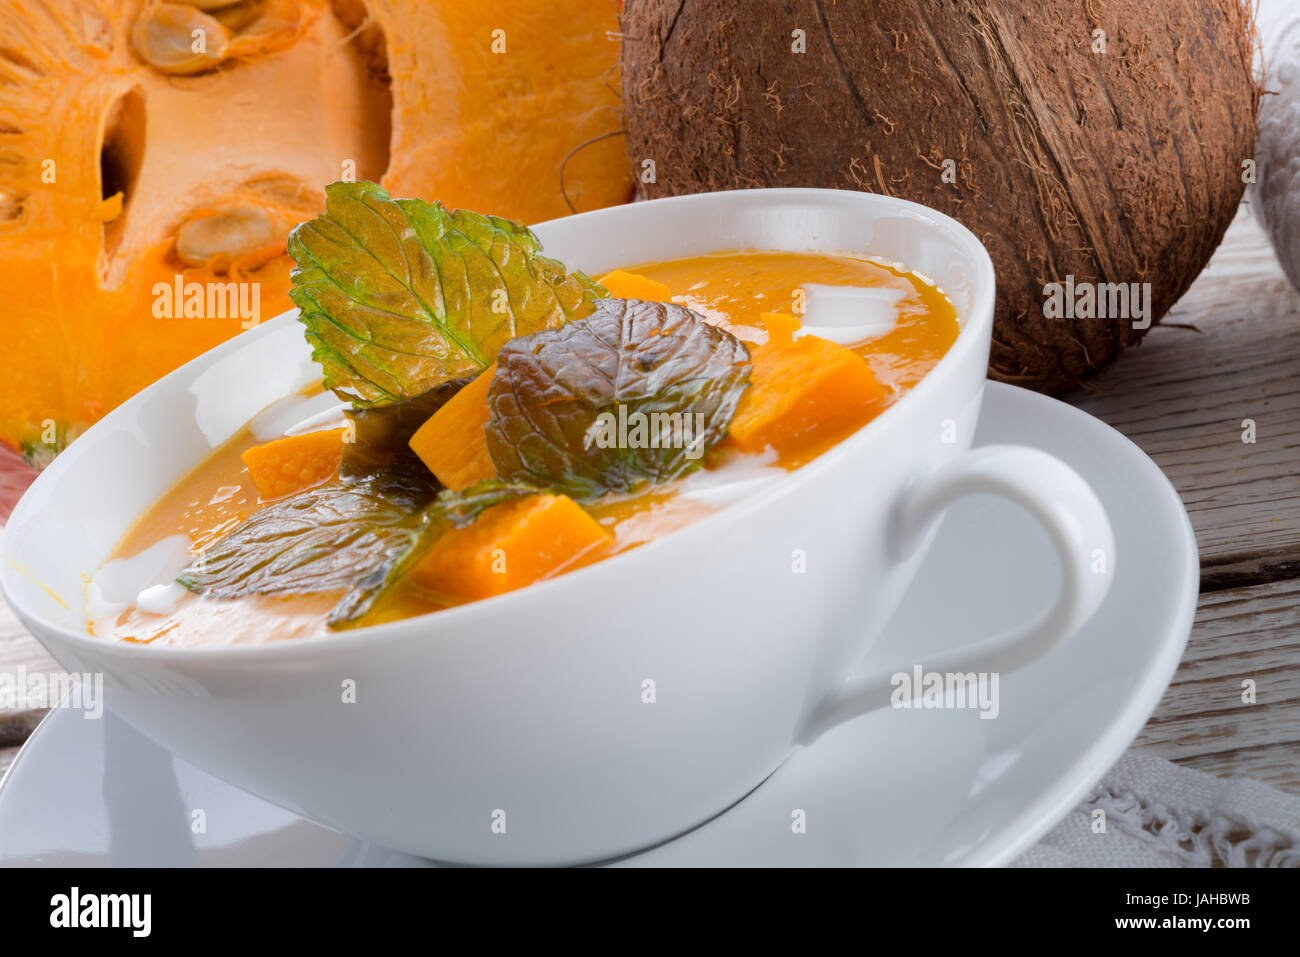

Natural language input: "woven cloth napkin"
[1016,751,1300,867]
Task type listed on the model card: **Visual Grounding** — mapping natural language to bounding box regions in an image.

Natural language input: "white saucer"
[0,383,1198,867]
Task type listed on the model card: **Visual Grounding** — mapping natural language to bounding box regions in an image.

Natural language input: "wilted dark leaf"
[486,298,751,499]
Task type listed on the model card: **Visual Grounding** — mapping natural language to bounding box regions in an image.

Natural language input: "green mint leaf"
[435,479,549,528]
[176,468,551,628]
[287,181,608,407]
[330,480,549,624]
[485,298,752,499]
[176,465,441,626]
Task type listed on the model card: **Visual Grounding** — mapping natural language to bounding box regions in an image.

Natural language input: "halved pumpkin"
[0,0,630,462]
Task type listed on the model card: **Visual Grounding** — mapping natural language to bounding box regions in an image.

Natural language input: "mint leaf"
[485,299,752,499]
[340,376,473,476]
[288,181,607,407]
[176,465,441,626]
[435,480,549,528]
[328,481,549,624]
[176,468,551,628]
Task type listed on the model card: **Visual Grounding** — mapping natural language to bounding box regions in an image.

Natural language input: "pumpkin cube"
[759,310,801,345]
[596,270,674,303]
[728,336,885,456]
[411,494,610,601]
[241,427,346,499]
[409,364,498,491]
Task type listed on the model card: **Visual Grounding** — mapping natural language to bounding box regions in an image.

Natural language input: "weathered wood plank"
[1163,746,1300,789]
[0,593,64,725]
[1137,700,1300,761]
[1064,205,1300,575]
[1176,576,1300,663]
[1134,576,1300,793]
[0,708,42,750]
[0,613,60,676]
[0,745,18,781]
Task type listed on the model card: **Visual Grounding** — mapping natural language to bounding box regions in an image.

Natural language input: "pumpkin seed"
[0,188,23,221]
[132,3,230,75]
[176,203,276,268]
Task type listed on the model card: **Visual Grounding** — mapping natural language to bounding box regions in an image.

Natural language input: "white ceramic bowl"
[0,189,1113,864]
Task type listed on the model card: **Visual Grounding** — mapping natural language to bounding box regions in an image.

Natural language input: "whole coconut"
[622,0,1258,393]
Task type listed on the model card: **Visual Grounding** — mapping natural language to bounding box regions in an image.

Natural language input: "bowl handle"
[799,444,1115,744]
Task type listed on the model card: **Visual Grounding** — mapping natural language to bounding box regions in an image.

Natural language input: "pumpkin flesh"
[0,0,631,460]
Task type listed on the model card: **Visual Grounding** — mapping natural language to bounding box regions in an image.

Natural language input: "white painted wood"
[1064,205,1300,572]
[1133,576,1300,791]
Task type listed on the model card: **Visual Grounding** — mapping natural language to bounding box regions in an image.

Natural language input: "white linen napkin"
[1015,752,1300,867]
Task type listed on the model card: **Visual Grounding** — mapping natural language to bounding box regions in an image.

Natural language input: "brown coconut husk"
[621,0,1260,394]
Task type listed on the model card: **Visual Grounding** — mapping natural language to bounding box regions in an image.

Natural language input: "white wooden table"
[1065,205,1300,790]
[2,204,1298,793]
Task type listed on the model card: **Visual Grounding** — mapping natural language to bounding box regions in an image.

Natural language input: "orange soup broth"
[92,251,958,646]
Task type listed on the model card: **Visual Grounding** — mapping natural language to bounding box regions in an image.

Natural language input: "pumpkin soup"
[87,183,957,647]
